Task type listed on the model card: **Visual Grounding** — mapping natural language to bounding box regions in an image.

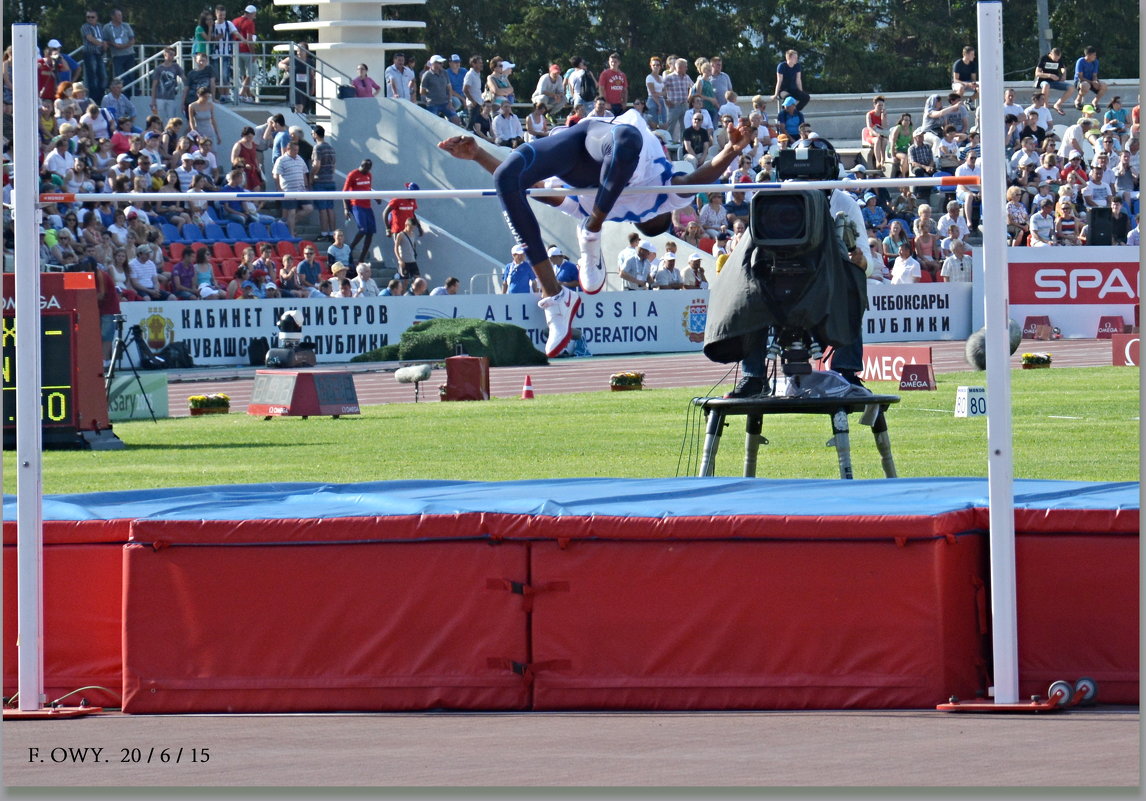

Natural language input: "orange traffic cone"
[521,375,535,399]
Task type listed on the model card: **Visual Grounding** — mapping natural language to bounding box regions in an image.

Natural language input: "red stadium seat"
[166,242,188,263]
[275,240,297,258]
[212,242,234,261]
[218,258,241,281]
[698,237,715,255]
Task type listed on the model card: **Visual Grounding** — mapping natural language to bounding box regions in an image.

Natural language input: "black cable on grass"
[676,363,738,476]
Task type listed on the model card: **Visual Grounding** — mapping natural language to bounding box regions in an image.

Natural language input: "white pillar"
[976,0,1019,705]
[13,22,45,712]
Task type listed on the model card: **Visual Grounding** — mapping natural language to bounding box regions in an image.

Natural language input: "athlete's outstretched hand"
[727,121,752,154]
[438,136,479,161]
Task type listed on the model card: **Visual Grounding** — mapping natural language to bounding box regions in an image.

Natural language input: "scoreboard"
[2,273,119,449]
[2,311,77,431]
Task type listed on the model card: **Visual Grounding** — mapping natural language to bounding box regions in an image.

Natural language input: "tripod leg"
[743,414,764,478]
[697,409,726,477]
[103,332,130,398]
[117,343,159,424]
[871,405,898,478]
[830,408,854,480]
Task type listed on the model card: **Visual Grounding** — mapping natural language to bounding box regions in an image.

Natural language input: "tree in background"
[3,0,1138,96]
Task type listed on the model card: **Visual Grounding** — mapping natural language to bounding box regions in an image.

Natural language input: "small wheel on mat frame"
[1047,680,1074,707]
[1074,677,1098,704]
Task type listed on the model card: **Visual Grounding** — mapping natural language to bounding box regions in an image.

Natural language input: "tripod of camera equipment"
[104,314,158,424]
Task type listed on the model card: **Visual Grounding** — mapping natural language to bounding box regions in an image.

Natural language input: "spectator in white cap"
[502,243,537,293]
[43,39,79,85]
[548,244,580,290]
[421,55,461,124]
[1058,115,1094,161]
[446,55,466,116]
[232,5,260,103]
[681,253,708,289]
[620,239,656,290]
[652,253,684,289]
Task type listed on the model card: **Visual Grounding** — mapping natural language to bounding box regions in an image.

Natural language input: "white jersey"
[552,109,694,223]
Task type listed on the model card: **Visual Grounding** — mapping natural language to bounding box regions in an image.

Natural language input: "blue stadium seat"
[269,220,300,243]
[889,218,913,239]
[246,221,271,242]
[225,222,248,243]
[160,222,184,243]
[181,222,204,242]
[204,222,231,244]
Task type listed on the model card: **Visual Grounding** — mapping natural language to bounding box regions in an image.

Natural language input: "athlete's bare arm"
[671,121,752,188]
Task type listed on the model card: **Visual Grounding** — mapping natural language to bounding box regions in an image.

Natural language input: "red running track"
[161,338,1119,417]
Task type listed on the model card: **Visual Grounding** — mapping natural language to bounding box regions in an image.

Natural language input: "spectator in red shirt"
[342,158,381,265]
[598,52,628,117]
[37,50,57,100]
[232,5,258,103]
[384,181,421,238]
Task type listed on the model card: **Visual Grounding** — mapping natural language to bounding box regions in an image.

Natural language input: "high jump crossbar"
[38,175,978,206]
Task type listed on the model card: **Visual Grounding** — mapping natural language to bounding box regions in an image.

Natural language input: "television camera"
[265,309,317,368]
[741,137,868,392]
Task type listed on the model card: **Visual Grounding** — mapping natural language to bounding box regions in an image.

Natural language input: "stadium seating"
[166,242,188,262]
[275,240,297,258]
[889,218,913,239]
[246,221,271,242]
[181,222,204,242]
[212,242,234,260]
[204,222,231,244]
[269,220,300,243]
[224,222,248,243]
[219,258,241,281]
[160,223,183,243]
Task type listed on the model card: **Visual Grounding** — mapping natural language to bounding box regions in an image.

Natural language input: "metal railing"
[81,39,355,118]
[469,272,502,294]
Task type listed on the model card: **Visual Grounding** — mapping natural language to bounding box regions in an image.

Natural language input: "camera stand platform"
[692,393,900,479]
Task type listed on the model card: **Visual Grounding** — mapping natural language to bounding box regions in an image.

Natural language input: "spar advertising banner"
[117,284,974,367]
[1007,246,1139,338]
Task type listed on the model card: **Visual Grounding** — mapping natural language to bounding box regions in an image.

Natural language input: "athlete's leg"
[493,129,595,356]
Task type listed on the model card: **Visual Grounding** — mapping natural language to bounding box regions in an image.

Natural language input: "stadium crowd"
[3,9,1140,300]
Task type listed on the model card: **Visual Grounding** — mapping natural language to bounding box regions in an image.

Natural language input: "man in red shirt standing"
[384,181,421,239]
[598,52,628,117]
[37,50,57,100]
[342,158,381,266]
[232,5,258,103]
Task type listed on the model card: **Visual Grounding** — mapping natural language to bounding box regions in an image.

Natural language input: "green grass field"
[3,366,1138,496]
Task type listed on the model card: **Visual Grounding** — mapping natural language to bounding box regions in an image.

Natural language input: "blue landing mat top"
[4,477,1139,522]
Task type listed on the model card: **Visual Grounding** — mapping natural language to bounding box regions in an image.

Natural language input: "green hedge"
[351,317,548,367]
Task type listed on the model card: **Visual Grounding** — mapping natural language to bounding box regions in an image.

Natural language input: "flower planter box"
[610,384,642,391]
[189,407,230,415]
[1020,363,1050,370]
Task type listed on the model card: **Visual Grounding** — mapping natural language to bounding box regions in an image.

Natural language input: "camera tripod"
[104,315,158,424]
